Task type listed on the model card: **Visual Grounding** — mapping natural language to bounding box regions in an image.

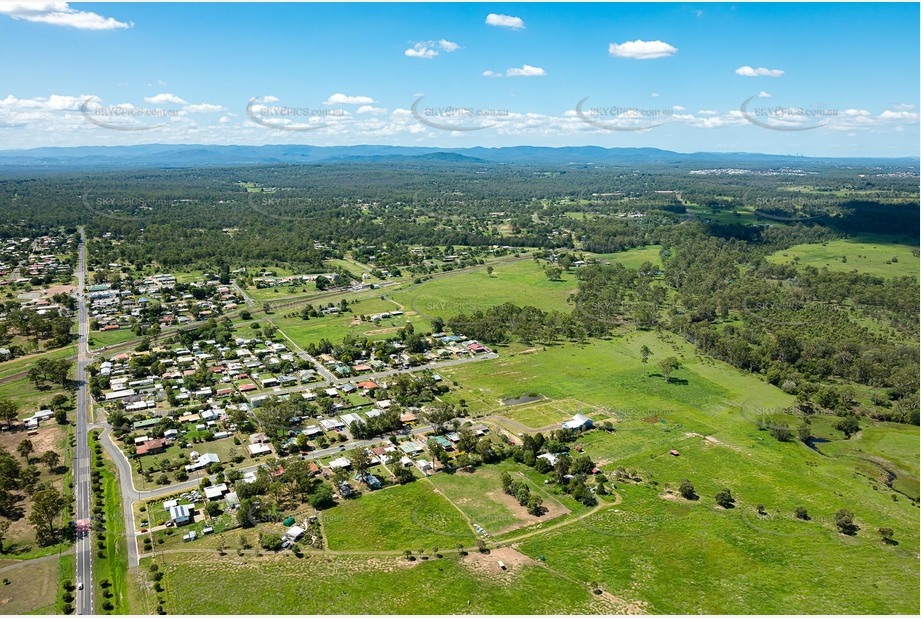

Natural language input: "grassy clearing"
[88,329,139,349]
[91,435,128,614]
[323,480,474,552]
[153,551,609,614]
[0,555,60,614]
[392,259,577,319]
[588,245,663,269]
[271,296,431,347]
[429,462,571,535]
[766,234,919,278]
[0,346,75,412]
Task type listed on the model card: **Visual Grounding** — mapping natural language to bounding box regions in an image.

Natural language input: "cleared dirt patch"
[483,488,570,532]
[461,546,539,577]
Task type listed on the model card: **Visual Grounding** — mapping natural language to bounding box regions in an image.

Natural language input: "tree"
[422,402,456,434]
[835,509,858,535]
[29,486,64,545]
[715,488,735,509]
[347,448,371,476]
[834,415,860,439]
[639,345,652,377]
[40,451,61,471]
[486,266,494,277]
[526,493,544,516]
[545,267,563,281]
[0,519,9,553]
[678,479,697,500]
[794,506,810,521]
[17,439,34,462]
[0,399,18,430]
[878,527,895,544]
[658,357,680,383]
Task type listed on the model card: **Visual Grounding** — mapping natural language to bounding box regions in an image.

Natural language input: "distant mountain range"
[0,144,916,170]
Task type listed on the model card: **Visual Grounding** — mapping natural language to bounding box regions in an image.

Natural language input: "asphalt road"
[72,228,93,615]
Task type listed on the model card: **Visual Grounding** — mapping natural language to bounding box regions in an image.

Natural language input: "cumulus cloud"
[183,103,224,113]
[485,13,524,29]
[0,2,132,30]
[323,93,375,105]
[608,40,677,60]
[405,43,438,58]
[144,93,186,105]
[484,65,546,77]
[758,91,772,98]
[405,39,460,58]
[735,65,784,77]
[506,64,546,77]
[356,105,386,115]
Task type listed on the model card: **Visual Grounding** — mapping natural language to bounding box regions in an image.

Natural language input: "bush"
[678,480,697,500]
[715,488,735,509]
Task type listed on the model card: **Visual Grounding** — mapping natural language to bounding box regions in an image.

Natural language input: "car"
[140,528,148,533]
[77,582,84,590]
[339,446,345,451]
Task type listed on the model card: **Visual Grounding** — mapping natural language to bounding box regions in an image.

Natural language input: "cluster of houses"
[88,273,245,333]
[0,234,73,287]
[97,334,319,412]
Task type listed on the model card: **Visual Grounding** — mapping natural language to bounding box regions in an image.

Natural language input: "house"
[249,433,268,444]
[248,443,272,457]
[320,418,345,431]
[169,504,192,525]
[328,457,351,470]
[362,473,382,490]
[340,412,362,427]
[204,483,229,501]
[136,438,166,456]
[337,481,355,497]
[416,459,432,473]
[185,452,220,472]
[224,491,241,508]
[399,441,423,456]
[399,411,417,424]
[562,414,593,431]
[164,428,179,440]
[285,525,305,541]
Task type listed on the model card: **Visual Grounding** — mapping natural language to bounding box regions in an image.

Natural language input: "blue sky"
[0,2,918,156]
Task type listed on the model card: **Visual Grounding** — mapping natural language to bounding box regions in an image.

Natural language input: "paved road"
[72,228,93,615]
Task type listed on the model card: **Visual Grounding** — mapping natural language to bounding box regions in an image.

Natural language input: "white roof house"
[169,504,192,524]
[204,483,229,500]
[562,414,593,430]
[328,457,351,469]
[285,525,305,540]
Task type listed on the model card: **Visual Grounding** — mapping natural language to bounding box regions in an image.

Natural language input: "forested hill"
[1,143,918,170]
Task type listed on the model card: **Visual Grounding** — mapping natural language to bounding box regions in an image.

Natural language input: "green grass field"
[89,328,140,349]
[323,480,475,552]
[151,550,615,614]
[588,245,664,269]
[392,259,578,320]
[766,234,919,278]
[428,462,572,535]
[0,345,75,412]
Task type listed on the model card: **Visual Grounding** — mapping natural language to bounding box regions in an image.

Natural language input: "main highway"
[73,227,93,614]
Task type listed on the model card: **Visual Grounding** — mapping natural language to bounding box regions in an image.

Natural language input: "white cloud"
[505,64,546,77]
[485,13,524,29]
[144,93,186,105]
[758,91,772,98]
[608,40,677,60]
[893,103,915,111]
[482,70,500,78]
[697,109,718,115]
[672,105,685,111]
[651,92,659,98]
[262,96,279,103]
[405,43,438,58]
[0,2,132,30]
[323,93,375,105]
[184,103,224,113]
[356,105,386,115]
[879,109,919,121]
[735,66,784,77]
[405,39,459,58]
